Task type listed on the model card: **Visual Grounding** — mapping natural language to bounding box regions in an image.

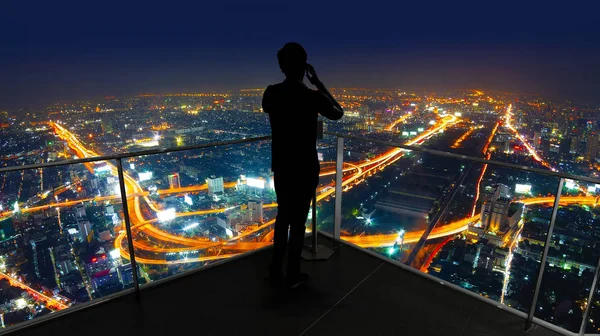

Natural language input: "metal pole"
[579,257,600,335]
[333,136,344,242]
[526,177,564,330]
[116,158,141,297]
[312,191,318,253]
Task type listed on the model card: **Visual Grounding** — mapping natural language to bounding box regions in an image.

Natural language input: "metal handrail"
[325,131,600,185]
[0,135,272,174]
[3,129,598,186]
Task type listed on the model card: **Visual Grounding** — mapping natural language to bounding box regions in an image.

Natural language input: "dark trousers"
[270,171,319,277]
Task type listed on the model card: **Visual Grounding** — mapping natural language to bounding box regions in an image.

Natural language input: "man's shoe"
[285,273,310,289]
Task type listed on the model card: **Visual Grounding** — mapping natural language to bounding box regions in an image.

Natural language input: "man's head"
[277,42,307,81]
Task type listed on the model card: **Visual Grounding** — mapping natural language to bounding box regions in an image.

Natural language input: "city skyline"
[2,88,600,333]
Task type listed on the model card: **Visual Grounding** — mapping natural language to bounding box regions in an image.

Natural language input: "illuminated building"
[77,220,93,242]
[584,134,599,162]
[470,184,524,247]
[206,176,224,196]
[85,254,110,278]
[480,184,511,234]
[533,131,541,149]
[248,201,264,223]
[168,173,181,189]
[117,264,134,286]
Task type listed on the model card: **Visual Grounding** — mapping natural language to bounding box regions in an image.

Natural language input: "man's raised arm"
[306,64,344,120]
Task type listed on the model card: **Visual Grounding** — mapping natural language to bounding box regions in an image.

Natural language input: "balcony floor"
[15,236,560,336]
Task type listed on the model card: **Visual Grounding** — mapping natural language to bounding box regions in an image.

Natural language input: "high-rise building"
[76,205,87,219]
[248,201,264,223]
[28,234,57,288]
[77,220,93,242]
[503,141,511,153]
[168,173,181,189]
[584,134,599,162]
[570,136,580,154]
[480,184,511,234]
[206,176,224,196]
[533,131,541,149]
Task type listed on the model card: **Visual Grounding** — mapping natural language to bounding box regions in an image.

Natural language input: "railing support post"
[579,257,600,335]
[333,136,344,243]
[116,158,141,297]
[301,126,334,261]
[526,177,564,330]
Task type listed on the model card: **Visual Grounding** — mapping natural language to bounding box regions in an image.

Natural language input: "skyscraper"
[28,234,56,288]
[206,176,224,196]
[584,134,599,162]
[168,173,181,189]
[480,184,511,234]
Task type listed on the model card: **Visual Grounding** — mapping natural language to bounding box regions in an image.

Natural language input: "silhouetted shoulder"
[262,84,278,114]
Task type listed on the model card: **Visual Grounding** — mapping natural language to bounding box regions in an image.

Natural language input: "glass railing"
[0,136,272,332]
[0,159,136,329]
[323,130,600,335]
[2,125,600,335]
[119,138,274,282]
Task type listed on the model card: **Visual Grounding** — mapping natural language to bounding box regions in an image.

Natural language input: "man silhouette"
[262,42,343,288]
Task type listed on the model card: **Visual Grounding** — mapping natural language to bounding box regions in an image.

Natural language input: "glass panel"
[336,129,562,315]
[47,98,270,159]
[0,160,134,328]
[535,178,600,333]
[422,162,559,313]
[583,266,600,334]
[122,140,273,282]
[315,132,340,236]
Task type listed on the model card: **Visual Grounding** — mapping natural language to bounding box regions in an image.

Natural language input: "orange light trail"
[504,104,551,169]
[420,235,454,273]
[471,121,500,217]
[384,113,411,131]
[451,126,475,148]
[0,271,68,310]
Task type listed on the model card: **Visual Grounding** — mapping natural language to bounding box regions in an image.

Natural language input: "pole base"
[301,245,335,260]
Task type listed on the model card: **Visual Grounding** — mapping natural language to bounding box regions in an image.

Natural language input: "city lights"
[182,222,199,231]
[514,184,532,194]
[138,171,153,182]
[157,208,176,222]
[246,177,265,189]
[2,83,599,334]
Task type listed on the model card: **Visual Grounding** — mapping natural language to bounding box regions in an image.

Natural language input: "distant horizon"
[4,85,598,115]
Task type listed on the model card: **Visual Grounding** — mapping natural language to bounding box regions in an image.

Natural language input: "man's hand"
[306,64,323,87]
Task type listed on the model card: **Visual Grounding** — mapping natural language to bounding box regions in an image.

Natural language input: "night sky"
[1,1,599,110]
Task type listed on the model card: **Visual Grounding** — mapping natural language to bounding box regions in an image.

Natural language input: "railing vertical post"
[334,136,344,242]
[526,177,564,330]
[579,258,600,335]
[311,192,318,253]
[116,158,141,297]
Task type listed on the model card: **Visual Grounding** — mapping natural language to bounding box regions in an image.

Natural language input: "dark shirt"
[262,80,342,175]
